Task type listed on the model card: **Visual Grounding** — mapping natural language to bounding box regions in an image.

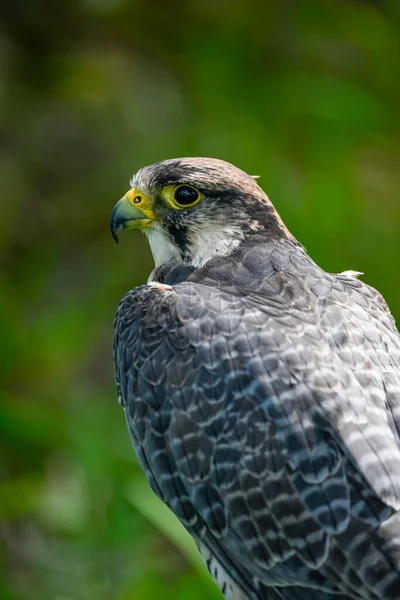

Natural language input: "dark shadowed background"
[1,1,399,599]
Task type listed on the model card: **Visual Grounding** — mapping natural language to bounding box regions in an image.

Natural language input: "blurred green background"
[1,1,399,599]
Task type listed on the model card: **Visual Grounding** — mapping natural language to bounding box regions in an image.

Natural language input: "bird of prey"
[110,158,400,600]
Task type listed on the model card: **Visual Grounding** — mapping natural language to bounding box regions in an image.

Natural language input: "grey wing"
[319,271,400,509]
[114,274,400,600]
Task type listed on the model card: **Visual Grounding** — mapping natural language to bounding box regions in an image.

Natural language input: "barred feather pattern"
[114,238,400,600]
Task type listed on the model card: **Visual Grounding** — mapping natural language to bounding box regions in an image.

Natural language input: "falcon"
[110,157,400,600]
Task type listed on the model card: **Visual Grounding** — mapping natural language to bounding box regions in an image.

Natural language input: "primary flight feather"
[111,157,400,600]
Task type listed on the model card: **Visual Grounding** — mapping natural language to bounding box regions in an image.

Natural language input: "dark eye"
[174,185,200,206]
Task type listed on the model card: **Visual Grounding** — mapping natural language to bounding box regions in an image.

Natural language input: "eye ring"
[133,196,142,204]
[173,185,201,207]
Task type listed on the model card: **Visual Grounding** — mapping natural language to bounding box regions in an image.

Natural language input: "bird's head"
[110,157,293,268]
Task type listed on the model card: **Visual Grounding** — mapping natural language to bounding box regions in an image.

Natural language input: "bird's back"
[114,236,400,600]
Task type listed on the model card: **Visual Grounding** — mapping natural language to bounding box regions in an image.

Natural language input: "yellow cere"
[126,188,146,206]
[125,188,155,221]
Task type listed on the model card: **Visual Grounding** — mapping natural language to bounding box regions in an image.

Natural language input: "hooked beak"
[110,191,153,243]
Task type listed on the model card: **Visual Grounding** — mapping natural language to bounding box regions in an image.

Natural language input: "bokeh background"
[1,1,399,599]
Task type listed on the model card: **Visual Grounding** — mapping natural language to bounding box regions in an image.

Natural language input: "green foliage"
[1,1,399,598]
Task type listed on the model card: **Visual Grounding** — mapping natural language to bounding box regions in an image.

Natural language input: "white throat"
[145,221,244,269]
[145,227,181,267]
